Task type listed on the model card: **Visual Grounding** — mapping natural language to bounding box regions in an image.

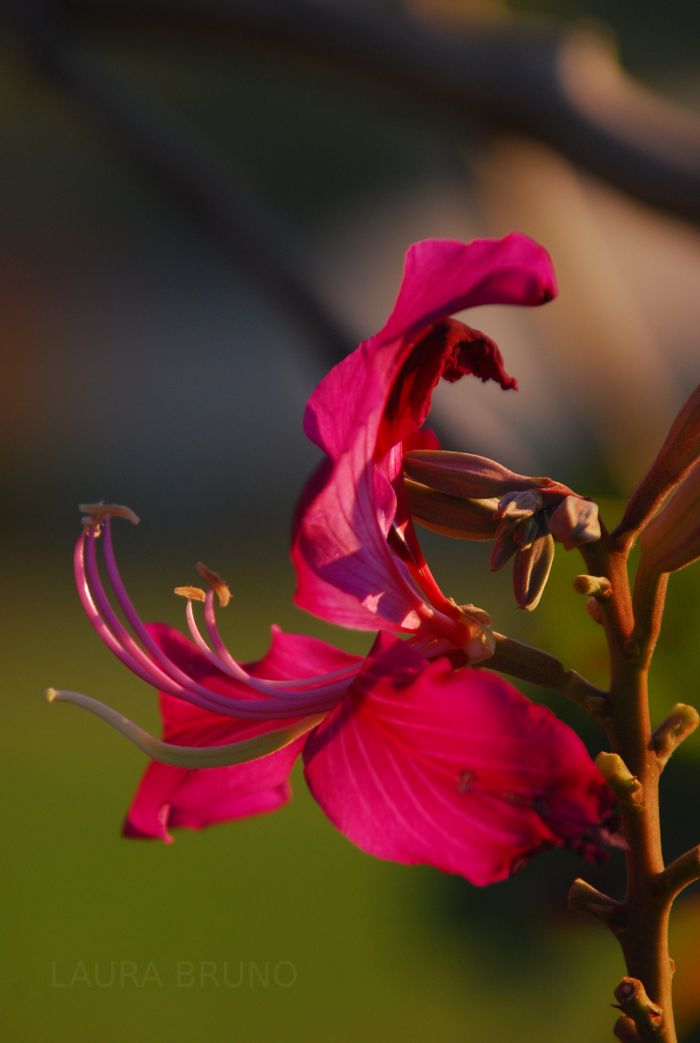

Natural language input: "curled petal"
[304,236,556,460]
[296,235,556,637]
[303,635,611,885]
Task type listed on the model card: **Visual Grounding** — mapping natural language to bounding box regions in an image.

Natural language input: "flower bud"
[511,515,543,549]
[638,460,700,573]
[548,496,601,550]
[404,479,500,540]
[489,523,520,571]
[403,450,535,499]
[615,382,700,545]
[512,533,555,611]
[498,490,544,520]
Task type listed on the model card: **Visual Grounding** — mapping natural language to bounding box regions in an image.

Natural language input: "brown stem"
[632,566,669,667]
[488,632,610,718]
[655,846,700,902]
[580,533,677,1042]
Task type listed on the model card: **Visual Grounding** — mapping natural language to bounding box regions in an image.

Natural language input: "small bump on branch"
[567,877,625,931]
[574,574,612,598]
[613,978,663,1040]
[651,704,700,769]
[595,752,644,810]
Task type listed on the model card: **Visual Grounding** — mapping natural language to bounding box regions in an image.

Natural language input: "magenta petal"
[303,636,609,885]
[123,684,307,842]
[380,235,557,345]
[255,624,363,678]
[123,624,361,841]
[295,235,556,635]
[124,737,304,842]
[304,235,556,458]
[293,454,426,632]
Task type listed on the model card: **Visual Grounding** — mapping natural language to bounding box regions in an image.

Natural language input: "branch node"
[574,573,612,598]
[651,703,700,768]
[568,878,624,930]
[584,694,612,718]
[613,1014,642,1042]
[586,596,605,624]
[623,637,642,660]
[655,845,700,901]
[613,978,663,1036]
[596,752,644,809]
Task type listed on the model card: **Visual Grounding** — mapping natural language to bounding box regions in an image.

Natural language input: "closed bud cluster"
[404,450,600,611]
[403,479,500,541]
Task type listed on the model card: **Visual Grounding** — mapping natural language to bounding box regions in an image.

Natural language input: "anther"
[174,586,207,603]
[79,502,141,528]
[195,562,232,608]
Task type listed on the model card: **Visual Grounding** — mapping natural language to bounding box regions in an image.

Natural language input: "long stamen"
[78,531,331,719]
[100,520,230,700]
[74,533,182,696]
[46,688,324,768]
[183,595,358,692]
[79,531,260,718]
[200,591,350,700]
[103,518,349,701]
[79,513,349,718]
[183,598,349,695]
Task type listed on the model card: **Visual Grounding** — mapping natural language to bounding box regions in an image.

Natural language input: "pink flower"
[292,234,557,658]
[49,236,612,885]
[49,508,612,883]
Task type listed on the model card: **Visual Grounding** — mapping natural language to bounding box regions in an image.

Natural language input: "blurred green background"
[2,1,700,1041]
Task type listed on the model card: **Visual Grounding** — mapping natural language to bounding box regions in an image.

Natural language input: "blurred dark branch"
[60,0,700,226]
[5,0,355,369]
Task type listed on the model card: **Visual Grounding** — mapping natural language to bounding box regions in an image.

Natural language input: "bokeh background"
[3,1,700,1040]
